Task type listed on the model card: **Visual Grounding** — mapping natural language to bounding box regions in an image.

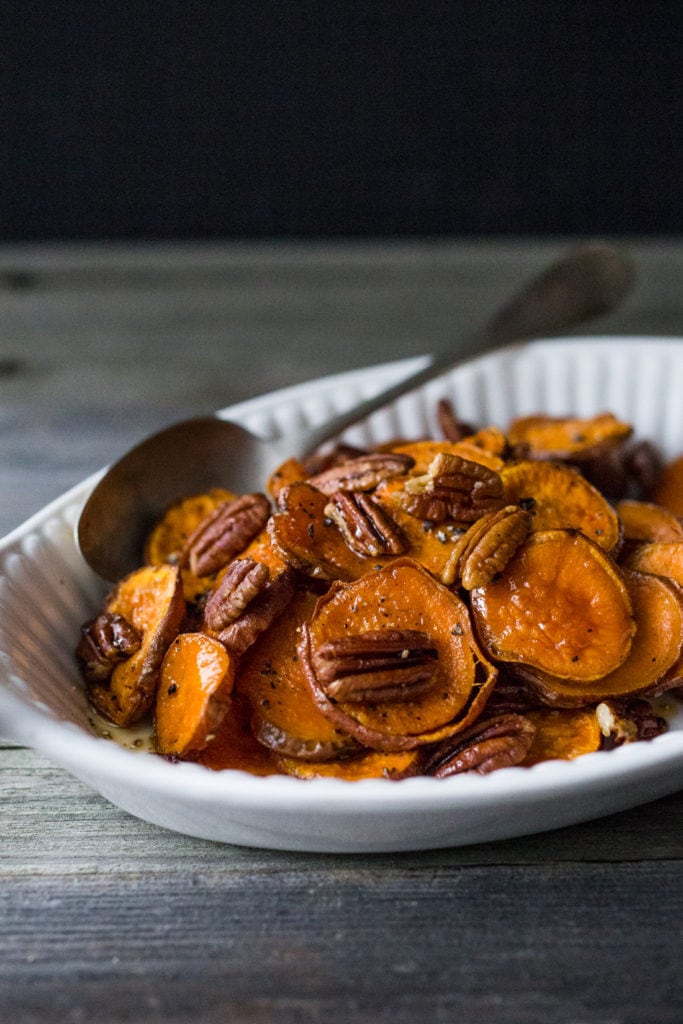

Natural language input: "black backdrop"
[3,2,681,240]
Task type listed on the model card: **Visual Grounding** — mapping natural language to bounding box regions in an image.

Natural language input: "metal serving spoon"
[78,243,633,581]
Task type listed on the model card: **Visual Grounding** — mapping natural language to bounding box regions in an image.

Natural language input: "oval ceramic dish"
[1,337,682,853]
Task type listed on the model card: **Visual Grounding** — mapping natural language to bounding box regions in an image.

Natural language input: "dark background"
[3,2,681,241]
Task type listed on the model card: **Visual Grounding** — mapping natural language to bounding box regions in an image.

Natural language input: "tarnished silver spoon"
[78,243,633,581]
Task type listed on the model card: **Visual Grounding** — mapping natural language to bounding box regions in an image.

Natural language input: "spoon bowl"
[78,243,634,581]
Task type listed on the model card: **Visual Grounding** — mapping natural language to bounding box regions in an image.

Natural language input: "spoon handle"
[291,243,633,456]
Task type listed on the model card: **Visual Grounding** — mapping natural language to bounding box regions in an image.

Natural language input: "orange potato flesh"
[156,632,236,756]
[513,569,683,706]
[501,460,621,552]
[278,748,422,780]
[616,500,683,546]
[237,590,357,760]
[623,541,683,587]
[144,489,237,601]
[521,708,602,765]
[390,438,504,474]
[88,564,185,727]
[471,530,635,682]
[301,558,497,751]
[507,413,631,460]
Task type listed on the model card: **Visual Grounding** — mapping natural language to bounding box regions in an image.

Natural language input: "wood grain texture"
[1,241,682,1023]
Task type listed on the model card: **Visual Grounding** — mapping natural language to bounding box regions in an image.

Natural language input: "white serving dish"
[1,337,682,853]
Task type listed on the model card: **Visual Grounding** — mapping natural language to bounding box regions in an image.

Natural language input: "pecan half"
[311,629,438,703]
[215,568,297,657]
[423,713,536,776]
[309,452,415,495]
[182,493,270,577]
[398,453,504,524]
[203,558,270,631]
[436,398,476,442]
[596,698,668,747]
[441,504,532,588]
[76,611,142,683]
[324,491,408,558]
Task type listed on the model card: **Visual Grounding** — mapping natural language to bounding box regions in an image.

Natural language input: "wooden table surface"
[1,239,682,1023]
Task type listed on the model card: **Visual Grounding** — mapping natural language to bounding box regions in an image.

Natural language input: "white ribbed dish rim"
[1,337,682,852]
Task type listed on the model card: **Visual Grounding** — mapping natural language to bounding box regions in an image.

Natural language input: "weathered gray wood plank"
[1,862,680,1023]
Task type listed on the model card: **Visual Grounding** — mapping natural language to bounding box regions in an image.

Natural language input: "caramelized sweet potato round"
[471,529,635,682]
[623,540,683,586]
[86,564,185,727]
[300,558,497,751]
[237,590,360,761]
[616,500,683,547]
[501,459,621,552]
[511,568,683,706]
[278,748,422,780]
[521,708,602,765]
[390,438,504,474]
[507,412,632,460]
[156,632,236,756]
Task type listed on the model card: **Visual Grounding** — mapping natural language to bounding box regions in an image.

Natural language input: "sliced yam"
[156,632,236,756]
[501,459,621,552]
[471,529,635,682]
[521,708,602,765]
[87,564,185,727]
[278,748,422,780]
[505,568,683,706]
[390,438,504,474]
[271,479,474,587]
[616,500,683,546]
[267,457,308,500]
[507,412,632,460]
[623,540,683,586]
[238,525,288,577]
[236,590,358,761]
[195,692,280,775]
[300,558,498,752]
[144,488,240,602]
[648,453,683,516]
[268,482,381,581]
[144,488,236,566]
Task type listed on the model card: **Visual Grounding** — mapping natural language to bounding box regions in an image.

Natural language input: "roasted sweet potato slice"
[269,482,381,581]
[616,500,683,554]
[521,708,602,765]
[507,412,632,460]
[156,632,236,755]
[86,564,185,727]
[390,438,504,474]
[648,453,683,515]
[278,748,422,780]
[510,569,683,706]
[144,488,236,566]
[501,459,621,552]
[471,529,635,682]
[236,590,359,761]
[300,558,498,752]
[144,488,239,602]
[623,540,683,586]
[267,457,308,500]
